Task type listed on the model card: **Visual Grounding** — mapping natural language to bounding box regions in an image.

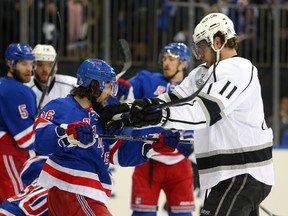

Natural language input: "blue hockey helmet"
[159,43,191,68]
[77,59,118,96]
[5,43,35,67]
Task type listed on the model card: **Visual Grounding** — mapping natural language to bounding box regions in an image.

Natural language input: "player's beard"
[13,68,31,83]
[91,96,104,111]
[89,91,103,111]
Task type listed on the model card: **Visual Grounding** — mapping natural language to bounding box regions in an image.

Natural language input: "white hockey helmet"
[192,13,236,47]
[33,44,56,61]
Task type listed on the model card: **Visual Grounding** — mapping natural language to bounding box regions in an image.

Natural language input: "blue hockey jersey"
[0,156,49,216]
[129,70,179,98]
[125,70,194,164]
[33,95,148,205]
[0,77,36,157]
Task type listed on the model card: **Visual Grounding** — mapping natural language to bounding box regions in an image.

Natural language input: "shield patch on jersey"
[195,66,209,89]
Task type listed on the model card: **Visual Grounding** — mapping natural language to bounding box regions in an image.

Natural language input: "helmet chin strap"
[164,62,183,81]
[211,38,227,63]
[165,69,179,81]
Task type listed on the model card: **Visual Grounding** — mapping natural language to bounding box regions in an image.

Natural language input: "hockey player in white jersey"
[26,44,77,109]
[124,13,274,216]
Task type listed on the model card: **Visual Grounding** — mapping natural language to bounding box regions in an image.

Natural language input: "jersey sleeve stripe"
[34,118,53,130]
[14,125,35,149]
[109,140,125,165]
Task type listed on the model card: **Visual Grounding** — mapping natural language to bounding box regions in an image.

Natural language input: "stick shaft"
[259,205,276,216]
[96,134,193,145]
[116,39,132,80]
[36,11,63,117]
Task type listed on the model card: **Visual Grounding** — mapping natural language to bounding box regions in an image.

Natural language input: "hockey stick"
[148,62,217,111]
[116,39,132,80]
[111,63,216,122]
[259,205,278,216]
[36,11,63,117]
[96,134,194,145]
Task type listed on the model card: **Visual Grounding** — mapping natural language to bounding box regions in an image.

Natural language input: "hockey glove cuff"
[177,143,194,158]
[100,103,131,130]
[117,78,135,103]
[55,122,95,149]
[142,130,180,158]
[129,98,170,128]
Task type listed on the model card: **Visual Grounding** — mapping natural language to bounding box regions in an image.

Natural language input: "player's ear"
[180,60,187,70]
[6,60,13,68]
[214,36,223,49]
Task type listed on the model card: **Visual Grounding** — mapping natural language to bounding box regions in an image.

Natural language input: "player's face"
[13,60,34,83]
[194,41,215,67]
[96,82,114,104]
[35,61,54,84]
[161,53,181,79]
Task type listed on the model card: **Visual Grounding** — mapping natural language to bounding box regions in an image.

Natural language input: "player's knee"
[132,211,156,216]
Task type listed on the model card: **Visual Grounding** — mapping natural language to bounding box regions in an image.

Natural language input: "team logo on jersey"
[195,66,209,89]
[154,85,166,95]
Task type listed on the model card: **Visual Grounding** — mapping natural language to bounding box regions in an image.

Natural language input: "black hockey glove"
[129,98,170,128]
[100,103,131,130]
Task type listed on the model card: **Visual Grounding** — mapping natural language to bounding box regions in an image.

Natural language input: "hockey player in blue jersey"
[0,155,49,216]
[103,43,196,216]
[33,58,181,216]
[0,43,36,204]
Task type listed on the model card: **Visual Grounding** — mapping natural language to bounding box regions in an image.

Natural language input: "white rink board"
[108,149,288,216]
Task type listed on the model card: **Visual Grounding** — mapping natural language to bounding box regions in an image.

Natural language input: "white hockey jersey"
[159,57,274,190]
[26,74,77,109]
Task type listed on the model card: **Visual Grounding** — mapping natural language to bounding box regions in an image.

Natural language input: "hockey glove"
[129,98,169,128]
[142,130,180,158]
[117,78,135,103]
[100,103,131,130]
[177,143,194,158]
[56,122,95,149]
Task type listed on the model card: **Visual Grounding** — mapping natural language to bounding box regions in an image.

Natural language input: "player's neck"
[220,48,237,60]
[6,71,13,78]
[170,71,183,85]
[74,95,91,109]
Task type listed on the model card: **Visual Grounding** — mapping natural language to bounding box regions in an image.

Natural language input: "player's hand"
[142,130,180,158]
[56,122,95,149]
[177,143,194,157]
[100,103,131,130]
[129,98,169,128]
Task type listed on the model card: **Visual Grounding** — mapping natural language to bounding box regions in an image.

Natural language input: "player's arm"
[129,63,255,130]
[109,130,180,166]
[34,103,95,154]
[3,89,37,150]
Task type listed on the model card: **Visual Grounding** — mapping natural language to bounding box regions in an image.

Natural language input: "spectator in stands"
[276,96,288,146]
[267,96,288,146]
